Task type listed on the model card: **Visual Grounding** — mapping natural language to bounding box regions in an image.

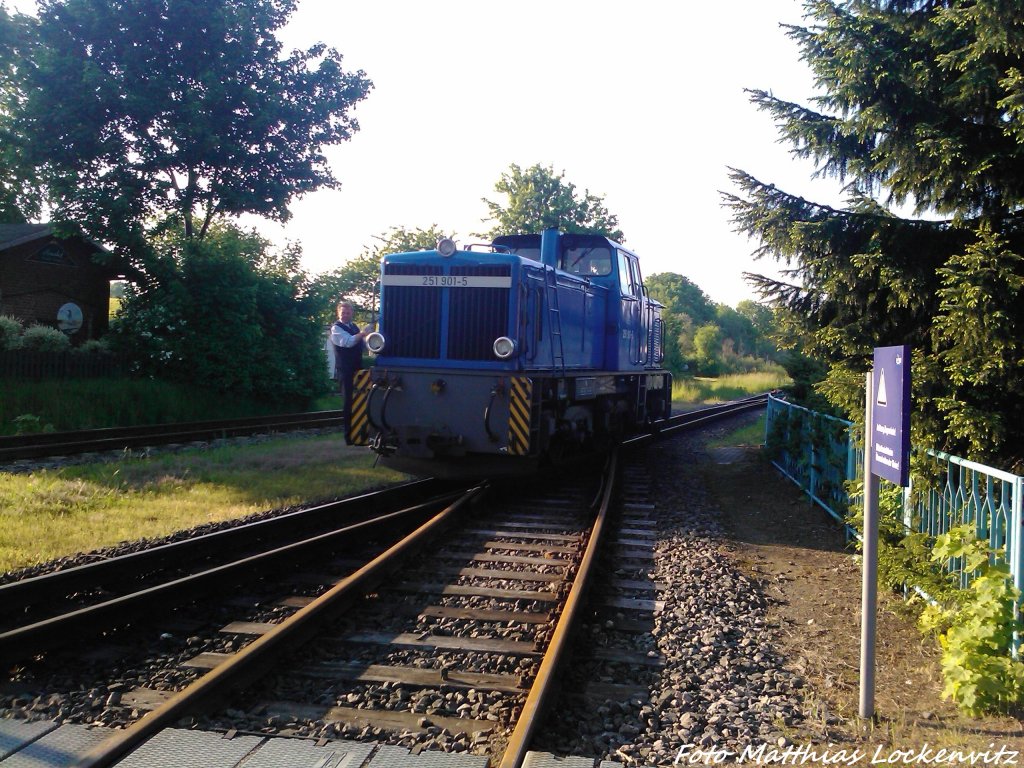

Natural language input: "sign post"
[860,345,911,719]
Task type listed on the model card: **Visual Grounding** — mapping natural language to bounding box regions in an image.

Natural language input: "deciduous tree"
[12,0,371,267]
[646,273,716,327]
[479,163,624,241]
[0,5,39,223]
[693,324,724,377]
[647,273,714,375]
[308,225,454,323]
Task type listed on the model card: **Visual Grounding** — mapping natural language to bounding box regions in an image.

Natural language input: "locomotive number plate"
[381,275,512,288]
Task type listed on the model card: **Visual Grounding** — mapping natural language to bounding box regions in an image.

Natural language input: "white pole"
[860,370,879,719]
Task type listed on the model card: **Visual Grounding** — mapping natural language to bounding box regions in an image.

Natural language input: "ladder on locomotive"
[544,265,565,375]
[635,373,648,425]
[634,302,650,424]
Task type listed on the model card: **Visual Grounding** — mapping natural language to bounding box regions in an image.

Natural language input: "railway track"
[66,481,494,768]
[658,392,768,436]
[0,393,770,465]
[0,410,345,463]
[90,466,606,768]
[2,458,621,767]
[0,479,464,662]
[0,395,778,768]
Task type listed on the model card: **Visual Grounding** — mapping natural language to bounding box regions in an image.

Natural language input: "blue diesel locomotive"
[350,228,672,476]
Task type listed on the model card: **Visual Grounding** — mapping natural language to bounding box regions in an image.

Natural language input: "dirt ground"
[703,442,1024,754]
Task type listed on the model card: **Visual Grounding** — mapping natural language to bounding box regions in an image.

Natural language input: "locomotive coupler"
[369,430,397,457]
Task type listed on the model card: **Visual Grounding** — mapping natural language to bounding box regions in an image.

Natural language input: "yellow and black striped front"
[349,369,372,445]
[508,377,533,456]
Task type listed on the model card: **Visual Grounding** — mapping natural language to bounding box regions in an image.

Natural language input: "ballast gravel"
[532,421,807,763]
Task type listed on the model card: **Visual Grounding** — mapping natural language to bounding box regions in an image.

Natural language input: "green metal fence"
[764,394,858,529]
[909,451,1024,597]
[765,394,1024,604]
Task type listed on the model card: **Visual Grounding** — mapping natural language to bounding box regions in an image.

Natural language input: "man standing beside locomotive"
[330,300,371,445]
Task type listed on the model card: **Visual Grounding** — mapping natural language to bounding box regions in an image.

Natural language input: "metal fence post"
[809,423,817,502]
[1013,477,1024,658]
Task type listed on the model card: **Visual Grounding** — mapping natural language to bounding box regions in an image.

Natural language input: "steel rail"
[495,398,761,766]
[0,488,470,663]
[0,410,345,462]
[71,484,488,768]
[661,392,768,435]
[498,450,619,768]
[620,392,769,450]
[0,478,446,613]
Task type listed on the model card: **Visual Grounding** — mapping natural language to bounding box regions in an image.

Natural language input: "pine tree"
[724,0,1024,468]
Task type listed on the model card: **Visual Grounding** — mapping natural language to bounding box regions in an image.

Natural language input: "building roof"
[0,223,54,251]
[0,222,114,256]
[0,222,134,279]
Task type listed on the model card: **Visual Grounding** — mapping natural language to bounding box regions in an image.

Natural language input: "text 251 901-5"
[421,275,469,287]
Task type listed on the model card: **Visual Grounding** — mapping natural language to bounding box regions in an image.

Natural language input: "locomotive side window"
[629,256,644,295]
[617,250,636,296]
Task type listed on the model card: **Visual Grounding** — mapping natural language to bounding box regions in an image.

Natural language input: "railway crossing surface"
[0,719,601,768]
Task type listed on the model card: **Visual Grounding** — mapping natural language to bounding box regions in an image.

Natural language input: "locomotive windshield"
[490,233,613,276]
[561,245,612,276]
[490,234,541,261]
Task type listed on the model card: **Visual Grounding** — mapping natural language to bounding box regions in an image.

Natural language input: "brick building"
[0,223,123,342]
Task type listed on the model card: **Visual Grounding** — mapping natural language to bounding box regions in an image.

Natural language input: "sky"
[259,0,848,307]
[11,0,850,308]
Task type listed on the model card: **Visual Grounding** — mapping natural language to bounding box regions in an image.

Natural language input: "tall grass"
[672,368,790,405]
[0,378,306,435]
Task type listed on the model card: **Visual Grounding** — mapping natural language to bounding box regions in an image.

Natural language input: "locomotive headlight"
[493,336,517,359]
[436,238,457,257]
[365,331,386,354]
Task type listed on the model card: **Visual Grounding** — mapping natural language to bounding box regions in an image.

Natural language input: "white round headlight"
[436,238,457,257]
[493,336,517,359]
[365,331,386,354]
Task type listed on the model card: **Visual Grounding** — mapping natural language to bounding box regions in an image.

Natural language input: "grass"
[310,392,344,411]
[0,433,408,573]
[708,413,766,448]
[672,368,790,407]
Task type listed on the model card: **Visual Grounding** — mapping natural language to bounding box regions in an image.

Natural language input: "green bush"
[108,223,330,404]
[20,325,71,352]
[918,526,1024,715]
[12,414,53,435]
[0,315,23,350]
[76,338,111,355]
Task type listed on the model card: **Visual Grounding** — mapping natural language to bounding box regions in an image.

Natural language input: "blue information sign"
[871,345,911,486]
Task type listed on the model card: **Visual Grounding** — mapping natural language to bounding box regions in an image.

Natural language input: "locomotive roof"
[491,231,627,251]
